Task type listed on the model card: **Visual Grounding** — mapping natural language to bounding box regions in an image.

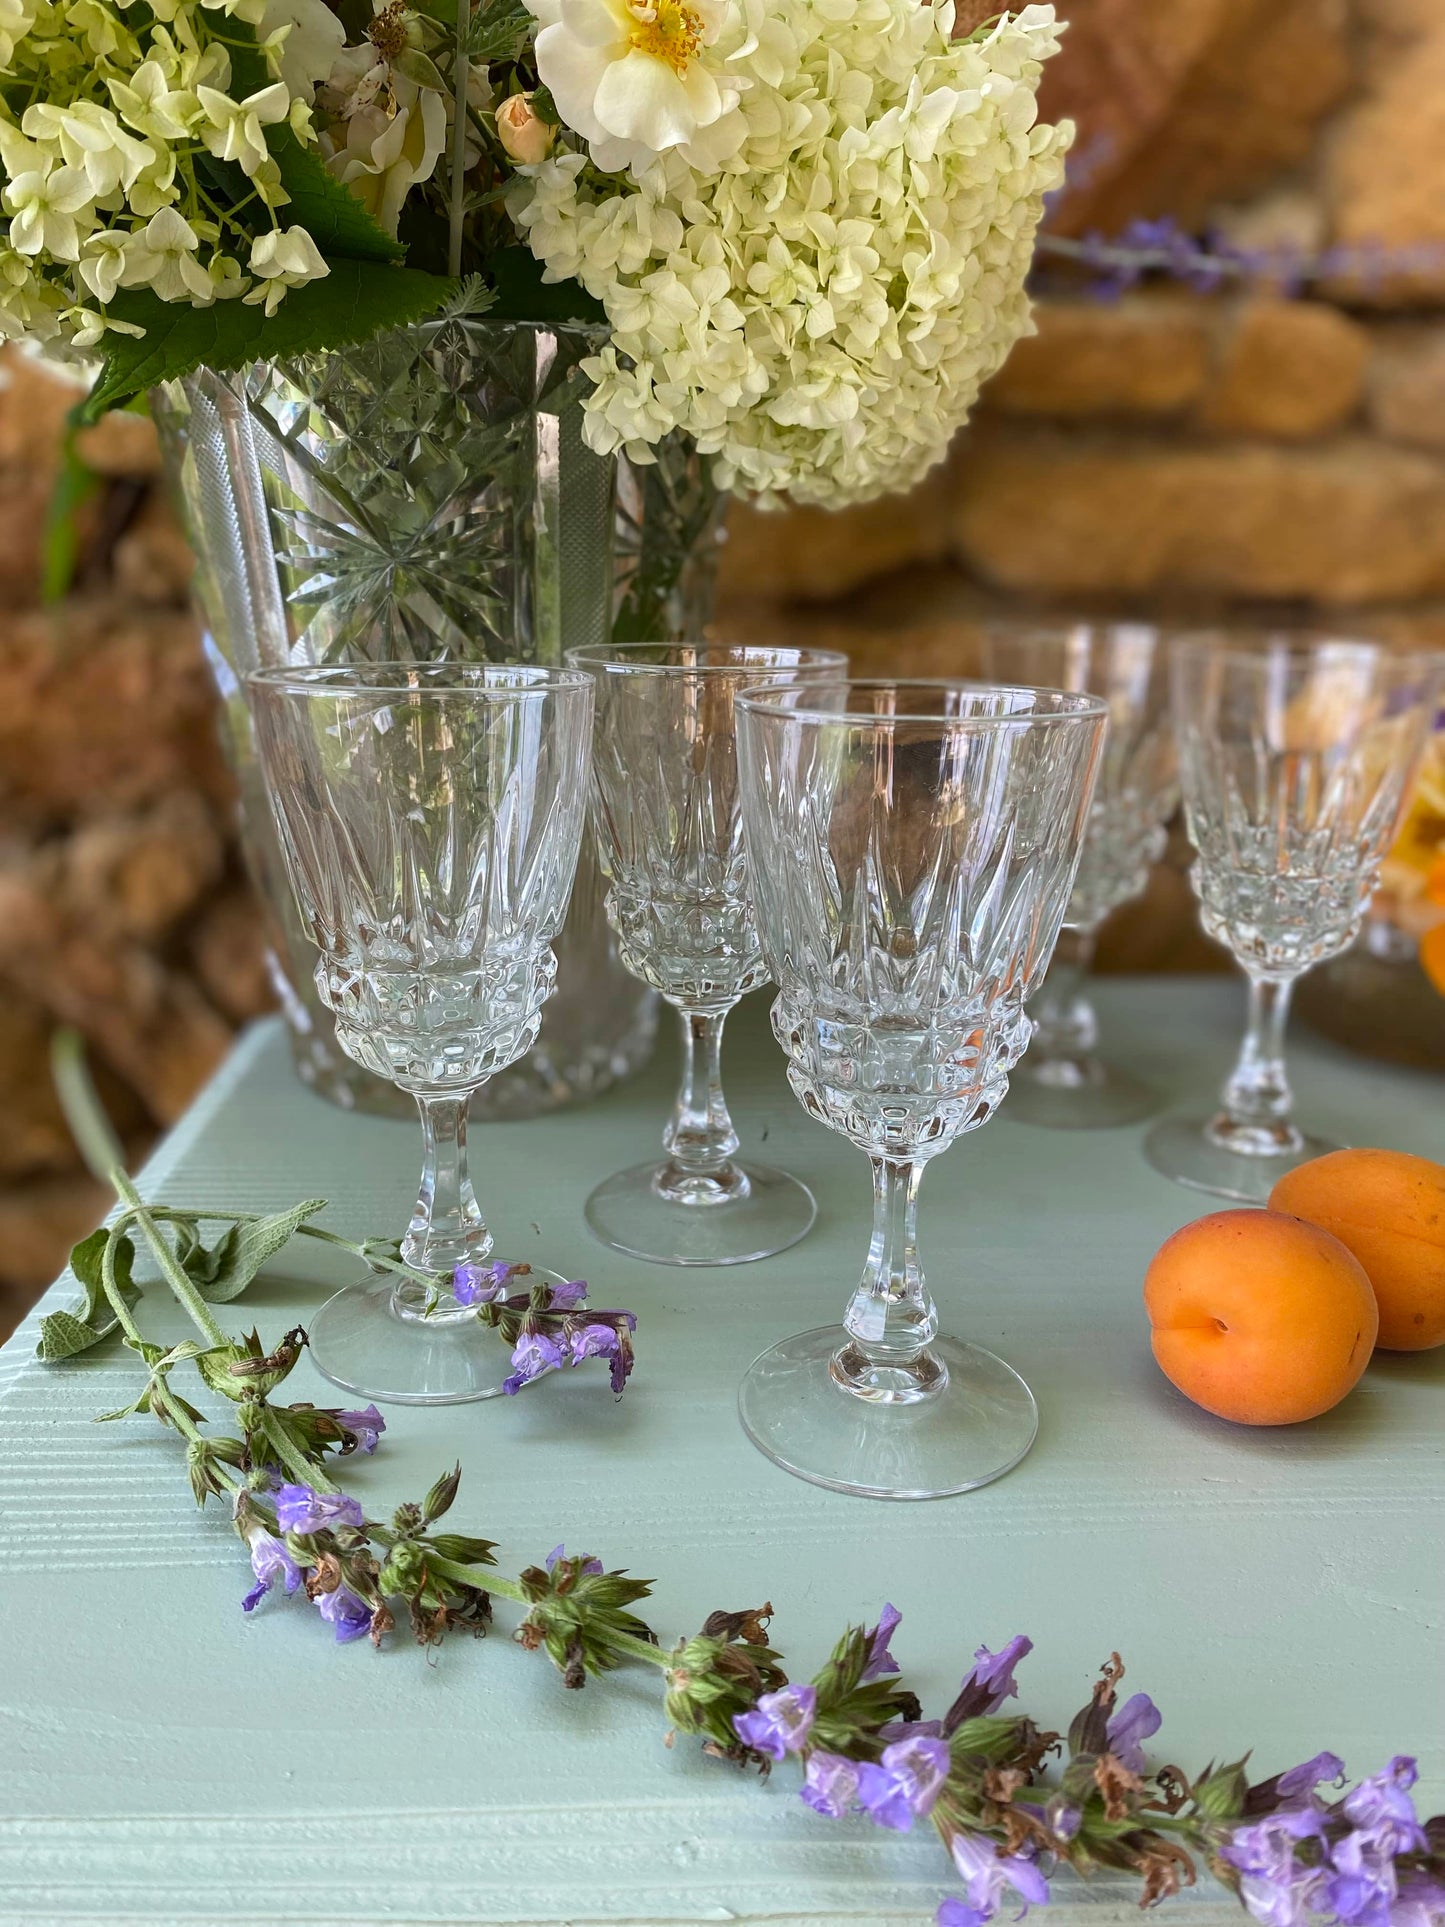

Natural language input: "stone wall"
[4,0,1444,1333]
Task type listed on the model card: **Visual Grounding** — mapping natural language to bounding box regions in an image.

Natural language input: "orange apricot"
[1144,1210,1378,1425]
[1270,1147,1445,1352]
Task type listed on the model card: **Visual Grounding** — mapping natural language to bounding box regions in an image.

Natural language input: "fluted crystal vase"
[154,314,697,1118]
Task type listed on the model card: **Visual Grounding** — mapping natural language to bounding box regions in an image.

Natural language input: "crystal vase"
[154,317,724,1117]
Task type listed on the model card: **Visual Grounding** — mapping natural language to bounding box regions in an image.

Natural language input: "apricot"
[1144,1210,1378,1425]
[1270,1148,1445,1352]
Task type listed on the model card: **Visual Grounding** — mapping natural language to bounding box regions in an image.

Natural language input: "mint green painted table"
[1,980,1442,1926]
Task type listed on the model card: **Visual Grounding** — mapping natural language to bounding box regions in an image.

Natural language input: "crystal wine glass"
[248,663,593,1403]
[1144,634,1444,1202]
[735,678,1107,1498]
[981,623,1178,1129]
[565,642,848,1267]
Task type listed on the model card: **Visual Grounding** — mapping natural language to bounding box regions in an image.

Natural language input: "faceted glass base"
[1144,1115,1342,1204]
[1005,1053,1160,1130]
[737,1327,1038,1500]
[307,1267,571,1406]
[584,1159,816,1267]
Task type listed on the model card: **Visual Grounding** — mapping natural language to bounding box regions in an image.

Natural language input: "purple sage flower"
[1392,1876,1445,1927]
[547,1279,588,1310]
[1015,1795,1082,1844]
[799,1750,860,1819]
[854,1734,950,1832]
[569,1323,620,1365]
[1224,1808,1329,1927]
[1341,1758,1427,1857]
[862,1602,902,1681]
[1276,1752,1346,1801]
[1106,1692,1161,1773]
[314,1584,372,1643]
[241,1525,303,1613]
[502,1329,566,1396]
[545,1544,603,1576]
[453,1260,518,1307]
[334,1404,386,1454]
[937,1902,989,1927]
[733,1683,817,1762]
[273,1482,364,1535]
[958,1635,1033,1715]
[1324,1830,1400,1927]
[947,1831,1050,1924]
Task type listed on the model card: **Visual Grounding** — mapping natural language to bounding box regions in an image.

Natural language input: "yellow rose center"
[626,0,704,76]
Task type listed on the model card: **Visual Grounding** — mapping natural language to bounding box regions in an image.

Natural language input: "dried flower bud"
[496,93,556,166]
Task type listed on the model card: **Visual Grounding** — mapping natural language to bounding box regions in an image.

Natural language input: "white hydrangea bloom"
[197,80,291,175]
[244,220,327,312]
[511,0,1072,507]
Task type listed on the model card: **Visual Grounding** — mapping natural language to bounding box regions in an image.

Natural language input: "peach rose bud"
[496,92,556,166]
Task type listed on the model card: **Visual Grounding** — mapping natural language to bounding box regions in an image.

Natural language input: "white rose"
[529,0,745,175]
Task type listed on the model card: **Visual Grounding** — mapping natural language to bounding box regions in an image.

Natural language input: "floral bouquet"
[0,0,1071,505]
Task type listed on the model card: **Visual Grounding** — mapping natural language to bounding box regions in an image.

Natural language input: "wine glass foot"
[1143,1115,1342,1204]
[584,1160,816,1266]
[737,1327,1038,1499]
[1005,1055,1160,1130]
[307,1266,573,1406]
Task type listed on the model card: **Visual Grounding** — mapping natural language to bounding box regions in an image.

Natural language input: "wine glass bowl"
[566,642,847,1266]
[735,679,1108,1498]
[1145,635,1444,1201]
[980,623,1178,1129]
[248,663,593,1402]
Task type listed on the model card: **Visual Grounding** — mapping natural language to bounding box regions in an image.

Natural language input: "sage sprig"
[36,1033,1444,1927]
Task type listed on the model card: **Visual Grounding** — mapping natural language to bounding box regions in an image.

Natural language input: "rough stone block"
[985,297,1213,420]
[951,429,1445,604]
[1199,299,1369,439]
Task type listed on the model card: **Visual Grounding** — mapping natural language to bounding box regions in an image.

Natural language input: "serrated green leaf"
[487,247,606,324]
[466,0,531,59]
[82,261,457,422]
[37,1308,111,1361]
[266,126,404,265]
[196,1199,327,1303]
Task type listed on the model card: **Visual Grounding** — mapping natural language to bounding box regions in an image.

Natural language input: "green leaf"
[37,1229,141,1359]
[194,1344,249,1401]
[486,247,606,324]
[196,1199,327,1303]
[466,0,532,59]
[70,1227,136,1325]
[266,126,404,265]
[82,262,457,422]
[37,1308,112,1362]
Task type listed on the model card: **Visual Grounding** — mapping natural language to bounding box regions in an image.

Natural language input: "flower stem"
[52,1030,229,1349]
[426,1553,526,1605]
[606,1629,670,1669]
[448,0,470,277]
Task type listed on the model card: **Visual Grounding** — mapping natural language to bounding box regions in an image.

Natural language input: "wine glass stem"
[401,1093,493,1296]
[1211,974,1303,1156]
[1030,926,1100,1064]
[656,1008,748,1203]
[834,1157,943,1402]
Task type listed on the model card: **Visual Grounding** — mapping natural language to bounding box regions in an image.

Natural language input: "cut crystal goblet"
[735,679,1107,1498]
[249,664,593,1403]
[1144,635,1444,1202]
[565,643,848,1267]
[981,623,1178,1129]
